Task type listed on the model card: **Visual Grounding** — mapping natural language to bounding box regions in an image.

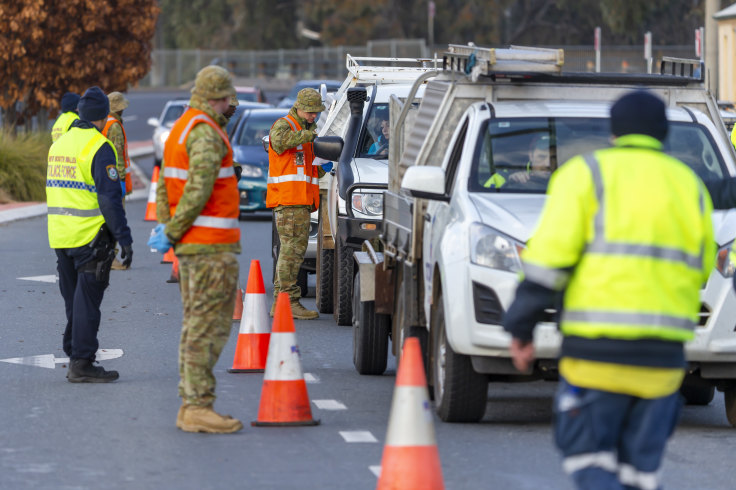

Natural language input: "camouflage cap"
[294,88,325,112]
[191,65,235,100]
[107,91,129,113]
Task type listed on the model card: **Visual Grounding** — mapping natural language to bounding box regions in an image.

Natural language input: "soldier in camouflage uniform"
[267,88,326,320]
[151,65,242,434]
[104,92,131,270]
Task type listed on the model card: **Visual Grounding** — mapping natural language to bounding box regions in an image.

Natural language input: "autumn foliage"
[0,0,159,127]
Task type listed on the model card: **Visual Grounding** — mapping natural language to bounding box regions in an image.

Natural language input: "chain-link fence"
[139,39,699,88]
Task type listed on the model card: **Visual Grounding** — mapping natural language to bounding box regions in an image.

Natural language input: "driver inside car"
[484,134,553,189]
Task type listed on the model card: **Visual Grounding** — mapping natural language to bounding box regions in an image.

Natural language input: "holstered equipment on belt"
[83,224,116,284]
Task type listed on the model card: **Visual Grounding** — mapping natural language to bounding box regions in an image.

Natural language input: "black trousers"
[55,248,108,360]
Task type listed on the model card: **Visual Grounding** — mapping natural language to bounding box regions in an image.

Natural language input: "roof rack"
[345,54,441,84]
[660,56,704,82]
[444,44,564,80]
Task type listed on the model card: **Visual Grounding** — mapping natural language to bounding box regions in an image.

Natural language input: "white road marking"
[304,372,319,383]
[339,431,377,443]
[312,399,346,410]
[0,349,124,369]
[17,275,58,283]
[369,466,381,478]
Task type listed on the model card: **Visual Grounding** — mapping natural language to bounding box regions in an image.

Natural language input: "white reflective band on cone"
[263,332,304,381]
[384,386,437,446]
[239,293,270,335]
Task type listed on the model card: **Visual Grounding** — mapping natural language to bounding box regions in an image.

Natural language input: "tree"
[0,0,159,130]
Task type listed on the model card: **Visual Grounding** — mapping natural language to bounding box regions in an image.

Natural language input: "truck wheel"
[725,389,736,427]
[333,239,354,326]
[679,374,715,406]
[297,267,308,298]
[352,273,388,375]
[431,292,487,423]
[316,216,333,313]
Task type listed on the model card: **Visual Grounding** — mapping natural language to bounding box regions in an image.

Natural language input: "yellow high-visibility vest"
[46,127,117,248]
[51,112,79,143]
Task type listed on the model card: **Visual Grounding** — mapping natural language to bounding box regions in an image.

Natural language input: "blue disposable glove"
[147,224,173,254]
[120,180,126,197]
[320,161,333,173]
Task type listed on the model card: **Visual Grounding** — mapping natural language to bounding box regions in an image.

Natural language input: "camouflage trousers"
[177,252,239,406]
[274,205,310,301]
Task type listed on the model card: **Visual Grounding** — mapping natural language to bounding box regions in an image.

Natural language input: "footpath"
[0,141,153,225]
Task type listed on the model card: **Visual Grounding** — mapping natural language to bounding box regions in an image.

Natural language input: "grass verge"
[0,130,51,203]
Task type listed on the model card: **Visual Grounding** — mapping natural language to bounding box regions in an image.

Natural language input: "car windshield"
[235,114,282,146]
[162,104,185,125]
[237,91,257,102]
[357,103,389,158]
[469,117,727,194]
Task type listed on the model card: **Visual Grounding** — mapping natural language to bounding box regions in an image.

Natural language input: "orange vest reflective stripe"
[162,108,240,245]
[101,115,133,193]
[266,115,319,209]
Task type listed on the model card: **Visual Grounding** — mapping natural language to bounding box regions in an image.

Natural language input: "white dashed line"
[313,399,347,410]
[339,431,378,443]
[304,372,319,383]
[369,465,381,478]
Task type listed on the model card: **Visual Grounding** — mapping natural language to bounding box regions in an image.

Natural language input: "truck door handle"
[423,213,431,222]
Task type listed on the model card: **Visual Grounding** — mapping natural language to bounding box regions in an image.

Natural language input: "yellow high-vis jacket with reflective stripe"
[46,127,117,248]
[51,111,79,143]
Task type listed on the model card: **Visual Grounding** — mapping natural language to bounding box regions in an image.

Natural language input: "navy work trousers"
[56,248,108,360]
[554,378,681,490]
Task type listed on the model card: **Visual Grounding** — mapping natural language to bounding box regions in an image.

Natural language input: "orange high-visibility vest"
[162,108,240,245]
[101,115,133,193]
[266,115,319,209]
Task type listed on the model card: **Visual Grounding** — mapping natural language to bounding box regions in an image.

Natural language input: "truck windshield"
[469,117,726,194]
[357,103,390,158]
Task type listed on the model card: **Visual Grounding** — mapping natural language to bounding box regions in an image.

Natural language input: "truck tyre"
[333,239,354,326]
[431,292,487,423]
[725,388,736,427]
[352,273,389,375]
[316,216,334,313]
[679,374,715,406]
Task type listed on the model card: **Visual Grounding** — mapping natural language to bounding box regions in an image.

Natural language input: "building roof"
[715,3,736,20]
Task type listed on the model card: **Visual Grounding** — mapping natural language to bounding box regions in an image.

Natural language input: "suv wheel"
[352,272,389,375]
[431,290,487,423]
[316,215,334,313]
[725,388,736,427]
[332,239,354,326]
[679,374,715,406]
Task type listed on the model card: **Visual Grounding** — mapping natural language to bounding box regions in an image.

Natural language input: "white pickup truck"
[353,44,736,425]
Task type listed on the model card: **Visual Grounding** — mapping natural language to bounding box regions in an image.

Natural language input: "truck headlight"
[351,192,383,216]
[470,223,523,273]
[716,242,735,277]
[237,163,263,178]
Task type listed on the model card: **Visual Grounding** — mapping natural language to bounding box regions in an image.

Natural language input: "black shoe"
[67,359,119,383]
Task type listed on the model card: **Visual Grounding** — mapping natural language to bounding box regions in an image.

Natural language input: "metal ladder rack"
[443,44,565,78]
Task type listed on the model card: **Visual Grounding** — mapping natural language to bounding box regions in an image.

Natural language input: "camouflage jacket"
[269,107,325,180]
[156,94,241,256]
[105,114,126,178]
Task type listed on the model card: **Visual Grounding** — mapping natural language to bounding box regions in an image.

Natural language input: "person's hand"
[509,338,535,373]
[147,224,173,254]
[508,171,530,184]
[320,161,333,172]
[120,244,133,268]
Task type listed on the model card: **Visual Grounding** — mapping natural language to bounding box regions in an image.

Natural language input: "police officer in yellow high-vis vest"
[51,92,80,143]
[503,91,714,490]
[46,86,133,383]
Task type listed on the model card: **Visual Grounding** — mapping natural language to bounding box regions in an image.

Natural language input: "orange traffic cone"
[144,165,159,221]
[161,246,174,264]
[228,260,270,373]
[376,337,444,490]
[251,292,319,427]
[232,286,244,321]
[166,254,179,283]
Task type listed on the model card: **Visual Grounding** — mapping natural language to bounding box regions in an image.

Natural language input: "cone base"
[251,419,320,427]
[377,445,444,490]
[166,278,179,284]
[227,368,264,373]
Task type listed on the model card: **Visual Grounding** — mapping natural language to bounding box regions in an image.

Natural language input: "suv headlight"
[470,223,523,273]
[716,241,735,277]
[238,163,263,178]
[351,192,383,216]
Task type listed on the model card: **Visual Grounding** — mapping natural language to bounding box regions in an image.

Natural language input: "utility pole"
[428,1,435,50]
[705,0,719,97]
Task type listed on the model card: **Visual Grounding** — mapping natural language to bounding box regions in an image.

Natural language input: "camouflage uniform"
[270,90,325,314]
[106,92,129,183]
[156,66,242,433]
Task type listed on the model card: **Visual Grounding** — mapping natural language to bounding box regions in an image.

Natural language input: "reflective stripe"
[178,113,231,146]
[192,215,239,229]
[46,180,96,193]
[562,451,617,475]
[47,207,102,217]
[563,310,694,330]
[267,174,320,185]
[281,116,304,151]
[618,463,660,490]
[523,262,570,290]
[163,166,234,180]
[582,153,704,271]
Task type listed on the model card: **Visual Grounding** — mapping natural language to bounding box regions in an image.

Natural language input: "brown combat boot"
[178,406,243,434]
[290,300,319,320]
[111,258,128,270]
[176,404,188,429]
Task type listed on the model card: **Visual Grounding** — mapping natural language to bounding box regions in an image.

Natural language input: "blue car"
[229,108,288,216]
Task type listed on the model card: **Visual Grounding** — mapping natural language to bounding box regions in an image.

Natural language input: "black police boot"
[67,358,119,383]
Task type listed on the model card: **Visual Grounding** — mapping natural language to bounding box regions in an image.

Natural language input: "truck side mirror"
[147,117,159,128]
[401,166,448,201]
[261,135,269,153]
[313,136,344,161]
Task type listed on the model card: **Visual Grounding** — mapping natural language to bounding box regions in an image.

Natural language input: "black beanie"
[610,90,668,141]
[60,92,80,112]
[78,86,109,122]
